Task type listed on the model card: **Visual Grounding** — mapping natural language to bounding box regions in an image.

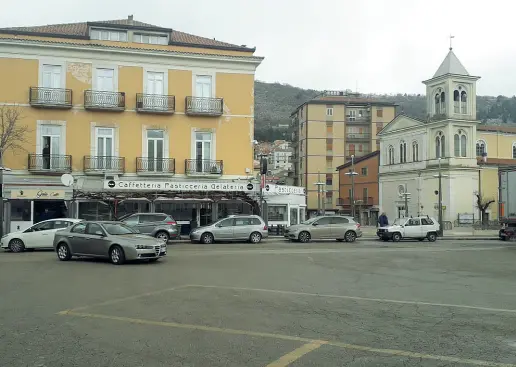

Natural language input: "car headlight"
[135,245,153,250]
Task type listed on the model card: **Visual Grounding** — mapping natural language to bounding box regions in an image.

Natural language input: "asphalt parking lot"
[1,239,516,366]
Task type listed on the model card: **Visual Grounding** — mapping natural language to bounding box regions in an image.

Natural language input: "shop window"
[268,205,287,221]
[290,207,298,225]
[78,201,112,221]
[10,200,31,221]
[299,207,306,222]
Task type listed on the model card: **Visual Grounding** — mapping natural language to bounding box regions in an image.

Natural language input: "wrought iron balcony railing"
[136,93,175,114]
[185,159,223,176]
[84,90,125,111]
[346,133,371,141]
[83,156,125,174]
[136,157,175,175]
[346,116,371,124]
[185,96,223,116]
[29,87,72,109]
[28,154,72,173]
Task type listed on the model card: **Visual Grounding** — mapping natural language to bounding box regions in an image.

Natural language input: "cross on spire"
[449,34,455,50]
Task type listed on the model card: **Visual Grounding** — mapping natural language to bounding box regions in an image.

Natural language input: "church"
[378,46,481,222]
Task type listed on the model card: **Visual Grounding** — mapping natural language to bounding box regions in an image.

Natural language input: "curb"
[170,236,501,243]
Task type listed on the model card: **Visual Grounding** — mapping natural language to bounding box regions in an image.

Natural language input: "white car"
[1,218,82,252]
[377,216,440,242]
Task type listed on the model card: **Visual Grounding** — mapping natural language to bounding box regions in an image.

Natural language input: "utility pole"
[258,154,268,225]
[344,155,359,219]
[432,158,447,236]
[401,192,411,217]
[314,171,325,215]
[417,172,422,216]
[0,153,11,238]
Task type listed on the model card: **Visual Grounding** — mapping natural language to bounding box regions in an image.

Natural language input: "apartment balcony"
[337,197,375,206]
[29,87,72,109]
[27,154,72,173]
[83,156,125,174]
[185,159,223,176]
[345,150,371,160]
[185,96,223,116]
[84,90,125,111]
[346,117,371,124]
[136,93,175,114]
[136,157,175,175]
[346,133,371,142]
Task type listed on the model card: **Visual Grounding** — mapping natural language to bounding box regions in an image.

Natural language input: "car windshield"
[102,223,138,235]
[392,218,404,226]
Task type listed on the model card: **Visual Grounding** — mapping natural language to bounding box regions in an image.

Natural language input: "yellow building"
[290,91,396,215]
[0,16,263,232]
[476,125,516,221]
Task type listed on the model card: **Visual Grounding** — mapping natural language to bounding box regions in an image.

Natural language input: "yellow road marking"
[265,341,327,367]
[58,311,516,367]
[188,284,516,314]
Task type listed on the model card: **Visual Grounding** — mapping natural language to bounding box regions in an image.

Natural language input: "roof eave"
[87,21,173,32]
[168,40,256,53]
[422,73,481,84]
[0,29,89,40]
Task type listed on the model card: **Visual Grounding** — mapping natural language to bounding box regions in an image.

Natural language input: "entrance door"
[145,71,165,110]
[41,125,61,170]
[41,65,62,103]
[96,128,114,170]
[195,132,212,173]
[147,130,164,172]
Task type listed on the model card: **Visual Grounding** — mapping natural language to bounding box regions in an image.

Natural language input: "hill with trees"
[254,81,516,141]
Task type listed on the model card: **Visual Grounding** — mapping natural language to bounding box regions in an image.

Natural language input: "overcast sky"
[2,0,515,96]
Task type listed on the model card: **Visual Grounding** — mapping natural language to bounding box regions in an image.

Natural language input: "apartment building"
[290,91,396,216]
[0,16,263,232]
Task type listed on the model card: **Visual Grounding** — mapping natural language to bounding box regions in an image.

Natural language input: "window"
[193,131,214,173]
[146,130,165,172]
[144,71,167,109]
[314,217,332,225]
[326,174,332,186]
[78,201,112,221]
[326,122,333,137]
[11,200,31,221]
[54,220,73,229]
[331,217,349,224]
[358,144,363,153]
[195,75,213,98]
[407,218,421,226]
[454,87,468,114]
[400,141,407,163]
[434,88,445,114]
[326,107,333,116]
[140,214,167,223]
[435,132,445,158]
[348,110,356,121]
[39,124,63,169]
[290,208,298,225]
[268,205,287,221]
[377,123,384,132]
[412,141,419,162]
[95,127,115,168]
[454,131,467,157]
[476,140,487,157]
[421,218,434,225]
[124,215,139,225]
[134,33,168,45]
[71,223,87,234]
[362,187,368,201]
[235,218,252,226]
[86,223,105,236]
[95,68,115,92]
[376,108,383,117]
[513,143,516,159]
[33,221,54,231]
[326,158,332,171]
[388,145,394,165]
[91,29,127,42]
[326,138,333,153]
[361,167,368,176]
[218,218,234,227]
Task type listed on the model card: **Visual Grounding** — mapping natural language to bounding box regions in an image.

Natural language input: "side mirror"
[94,231,105,237]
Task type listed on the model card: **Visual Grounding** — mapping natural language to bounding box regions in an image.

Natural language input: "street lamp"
[344,155,359,219]
[433,157,448,236]
[314,170,325,216]
[0,165,12,238]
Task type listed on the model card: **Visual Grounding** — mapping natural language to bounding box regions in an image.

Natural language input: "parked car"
[189,215,268,244]
[377,216,439,242]
[1,218,82,252]
[284,215,362,243]
[119,213,179,242]
[53,221,167,265]
[499,222,516,241]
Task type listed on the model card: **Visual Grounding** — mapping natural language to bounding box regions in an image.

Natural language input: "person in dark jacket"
[378,212,389,227]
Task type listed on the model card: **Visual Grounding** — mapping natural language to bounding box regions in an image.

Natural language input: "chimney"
[128,15,134,24]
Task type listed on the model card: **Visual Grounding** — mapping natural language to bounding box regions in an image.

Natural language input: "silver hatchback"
[189,215,268,244]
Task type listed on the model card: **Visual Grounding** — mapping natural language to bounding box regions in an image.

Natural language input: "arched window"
[435,93,441,114]
[476,140,486,157]
[435,131,445,158]
[440,91,446,114]
[453,90,460,113]
[512,142,516,159]
[454,130,467,157]
[388,145,394,165]
[400,140,407,163]
[412,141,419,162]
[461,91,467,114]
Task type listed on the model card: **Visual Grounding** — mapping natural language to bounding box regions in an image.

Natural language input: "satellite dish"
[61,173,74,187]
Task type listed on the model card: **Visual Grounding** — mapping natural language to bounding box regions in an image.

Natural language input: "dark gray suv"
[120,213,179,242]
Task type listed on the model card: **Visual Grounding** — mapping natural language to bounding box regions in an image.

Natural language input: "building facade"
[290,91,396,216]
[0,16,268,233]
[336,151,380,225]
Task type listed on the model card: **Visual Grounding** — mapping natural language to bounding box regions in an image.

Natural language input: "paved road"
[1,239,516,366]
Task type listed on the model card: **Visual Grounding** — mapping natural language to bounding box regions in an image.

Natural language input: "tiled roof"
[336,150,380,170]
[0,18,255,52]
[477,125,516,134]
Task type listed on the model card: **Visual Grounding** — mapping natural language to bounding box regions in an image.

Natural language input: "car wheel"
[201,232,214,244]
[249,232,262,244]
[392,233,402,242]
[56,243,72,261]
[344,231,356,243]
[155,231,170,243]
[8,239,25,253]
[427,232,437,242]
[109,245,125,265]
[298,231,311,243]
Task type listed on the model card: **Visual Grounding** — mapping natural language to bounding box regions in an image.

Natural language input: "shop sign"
[9,189,66,200]
[263,184,306,196]
[104,180,258,192]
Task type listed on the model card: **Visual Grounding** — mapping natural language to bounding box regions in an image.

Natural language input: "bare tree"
[475,192,495,225]
[0,105,30,157]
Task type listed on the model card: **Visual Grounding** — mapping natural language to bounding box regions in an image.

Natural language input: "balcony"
[136,93,175,114]
[29,87,72,109]
[83,156,125,174]
[84,90,125,111]
[185,96,223,116]
[337,197,375,206]
[185,159,223,176]
[346,133,371,142]
[136,157,175,175]
[345,150,371,160]
[27,154,72,173]
[346,117,371,124]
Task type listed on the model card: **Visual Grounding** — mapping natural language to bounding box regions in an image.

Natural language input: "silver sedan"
[53,221,167,265]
